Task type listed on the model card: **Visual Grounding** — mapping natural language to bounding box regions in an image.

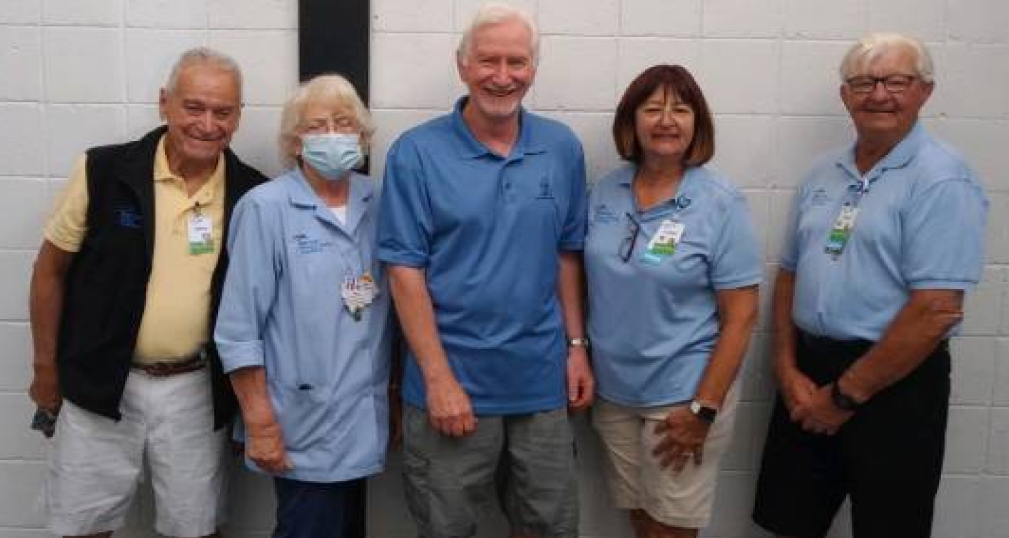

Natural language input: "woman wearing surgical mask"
[214,74,391,538]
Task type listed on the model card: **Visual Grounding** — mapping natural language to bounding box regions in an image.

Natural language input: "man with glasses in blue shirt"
[753,33,988,538]
[377,4,592,538]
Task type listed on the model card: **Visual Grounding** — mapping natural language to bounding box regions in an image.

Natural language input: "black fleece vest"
[56,126,266,429]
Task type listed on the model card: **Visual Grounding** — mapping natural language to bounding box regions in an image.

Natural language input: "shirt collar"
[450,96,546,160]
[288,168,321,208]
[616,164,636,187]
[618,163,699,215]
[288,168,375,232]
[152,134,226,187]
[837,121,927,181]
[288,168,372,207]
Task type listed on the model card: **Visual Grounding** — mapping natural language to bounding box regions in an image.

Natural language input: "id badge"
[188,213,214,255]
[825,204,858,258]
[640,219,685,265]
[341,272,379,321]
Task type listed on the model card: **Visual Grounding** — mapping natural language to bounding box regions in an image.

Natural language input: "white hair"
[278,74,374,168]
[164,47,243,97]
[456,3,539,66]
[839,32,934,83]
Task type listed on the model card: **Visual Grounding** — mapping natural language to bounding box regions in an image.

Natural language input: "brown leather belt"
[131,349,208,377]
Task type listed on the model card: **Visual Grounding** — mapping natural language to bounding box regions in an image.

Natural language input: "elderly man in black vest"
[28,47,265,538]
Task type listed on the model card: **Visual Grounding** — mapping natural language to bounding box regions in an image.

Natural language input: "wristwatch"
[568,337,590,348]
[689,400,718,424]
[830,382,861,411]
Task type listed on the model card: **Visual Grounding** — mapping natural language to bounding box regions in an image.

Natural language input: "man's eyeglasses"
[845,74,917,94]
[619,213,641,263]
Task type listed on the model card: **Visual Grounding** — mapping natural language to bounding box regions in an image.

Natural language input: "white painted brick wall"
[0,1,1007,537]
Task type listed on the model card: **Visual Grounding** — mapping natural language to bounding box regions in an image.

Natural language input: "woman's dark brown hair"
[612,64,715,166]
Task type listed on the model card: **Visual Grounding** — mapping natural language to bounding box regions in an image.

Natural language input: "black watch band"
[830,382,860,411]
[689,400,718,424]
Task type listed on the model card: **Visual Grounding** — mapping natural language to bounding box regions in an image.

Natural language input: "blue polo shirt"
[215,169,392,483]
[585,164,762,407]
[377,98,587,415]
[782,122,988,341]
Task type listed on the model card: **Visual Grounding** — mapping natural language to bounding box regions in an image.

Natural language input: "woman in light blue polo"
[214,74,390,538]
[586,64,761,538]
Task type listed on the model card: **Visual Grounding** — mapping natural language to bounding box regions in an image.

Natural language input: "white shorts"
[47,368,228,537]
[591,383,740,529]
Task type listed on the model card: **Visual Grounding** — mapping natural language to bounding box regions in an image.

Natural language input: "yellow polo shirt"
[44,136,226,364]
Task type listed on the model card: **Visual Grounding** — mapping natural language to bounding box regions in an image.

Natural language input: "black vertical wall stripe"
[298,0,370,103]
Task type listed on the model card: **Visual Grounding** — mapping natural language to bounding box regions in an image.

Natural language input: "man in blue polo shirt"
[377,4,592,538]
[752,33,988,538]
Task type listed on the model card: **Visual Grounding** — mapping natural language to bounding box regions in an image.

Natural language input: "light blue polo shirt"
[377,97,587,415]
[215,169,392,483]
[585,164,762,407]
[782,122,988,341]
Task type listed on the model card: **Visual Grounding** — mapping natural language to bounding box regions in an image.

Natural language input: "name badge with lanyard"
[824,178,870,259]
[188,202,214,255]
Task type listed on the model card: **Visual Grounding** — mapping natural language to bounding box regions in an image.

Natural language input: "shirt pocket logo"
[114,205,142,229]
[535,176,555,200]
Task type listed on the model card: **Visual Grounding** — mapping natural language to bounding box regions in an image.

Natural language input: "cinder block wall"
[1,1,1007,537]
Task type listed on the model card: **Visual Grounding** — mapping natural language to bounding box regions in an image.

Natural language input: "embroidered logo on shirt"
[811,187,831,206]
[292,233,333,254]
[536,176,555,199]
[114,206,142,229]
[593,204,619,224]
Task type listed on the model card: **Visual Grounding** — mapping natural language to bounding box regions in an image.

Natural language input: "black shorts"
[752,332,950,538]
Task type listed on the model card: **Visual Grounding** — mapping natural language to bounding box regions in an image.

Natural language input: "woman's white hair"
[456,3,539,66]
[278,74,374,169]
[839,32,934,83]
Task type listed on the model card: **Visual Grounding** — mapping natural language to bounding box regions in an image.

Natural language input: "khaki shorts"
[591,384,739,529]
[402,405,579,538]
[46,368,228,537]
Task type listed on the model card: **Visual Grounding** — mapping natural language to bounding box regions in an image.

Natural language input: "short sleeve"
[778,188,802,271]
[44,155,90,252]
[559,141,588,251]
[376,138,433,268]
[710,193,763,289]
[902,178,988,290]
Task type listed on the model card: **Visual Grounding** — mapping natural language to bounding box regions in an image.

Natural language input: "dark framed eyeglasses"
[619,213,641,263]
[845,74,917,94]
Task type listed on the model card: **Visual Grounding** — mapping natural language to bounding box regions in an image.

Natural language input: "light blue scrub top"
[783,123,988,341]
[585,164,762,407]
[377,97,587,415]
[215,169,392,483]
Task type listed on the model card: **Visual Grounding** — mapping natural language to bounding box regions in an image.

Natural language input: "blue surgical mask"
[300,133,363,181]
